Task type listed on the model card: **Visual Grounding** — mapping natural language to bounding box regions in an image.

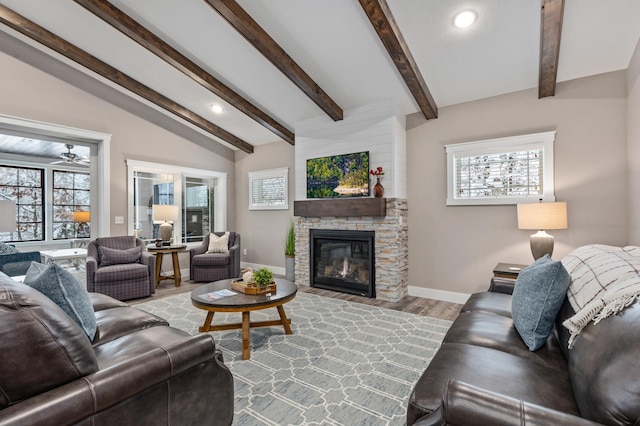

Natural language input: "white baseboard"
[408,285,470,305]
[241,262,285,277]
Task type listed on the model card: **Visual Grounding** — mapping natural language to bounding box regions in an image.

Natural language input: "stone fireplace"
[294,198,408,302]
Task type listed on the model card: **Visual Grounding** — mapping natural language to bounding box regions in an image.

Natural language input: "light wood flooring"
[131,278,463,322]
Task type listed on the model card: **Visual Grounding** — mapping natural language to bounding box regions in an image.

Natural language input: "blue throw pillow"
[24,262,97,341]
[511,254,571,351]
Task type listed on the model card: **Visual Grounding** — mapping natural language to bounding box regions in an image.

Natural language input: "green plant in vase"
[284,220,295,256]
[284,220,295,282]
[253,267,274,286]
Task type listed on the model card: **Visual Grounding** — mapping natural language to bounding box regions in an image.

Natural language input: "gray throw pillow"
[511,254,571,351]
[99,245,141,266]
[24,262,97,341]
[0,242,19,255]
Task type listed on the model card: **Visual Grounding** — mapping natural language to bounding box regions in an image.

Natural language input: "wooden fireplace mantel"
[294,198,386,217]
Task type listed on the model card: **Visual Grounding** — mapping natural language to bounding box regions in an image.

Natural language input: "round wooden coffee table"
[191,278,297,360]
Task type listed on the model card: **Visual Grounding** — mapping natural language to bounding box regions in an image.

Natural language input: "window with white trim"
[249,167,288,210]
[445,131,556,205]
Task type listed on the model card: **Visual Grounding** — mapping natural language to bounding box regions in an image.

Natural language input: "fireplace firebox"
[310,229,375,298]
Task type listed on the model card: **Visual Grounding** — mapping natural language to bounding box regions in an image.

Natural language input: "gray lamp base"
[530,230,554,260]
[159,222,173,242]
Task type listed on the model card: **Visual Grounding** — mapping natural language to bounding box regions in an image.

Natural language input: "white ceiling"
[0,0,638,153]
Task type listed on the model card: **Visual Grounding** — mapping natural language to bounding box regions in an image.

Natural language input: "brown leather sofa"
[408,277,639,425]
[0,272,234,425]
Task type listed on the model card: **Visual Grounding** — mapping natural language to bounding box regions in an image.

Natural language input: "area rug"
[135,291,451,426]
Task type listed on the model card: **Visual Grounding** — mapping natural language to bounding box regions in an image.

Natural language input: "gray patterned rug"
[135,291,451,426]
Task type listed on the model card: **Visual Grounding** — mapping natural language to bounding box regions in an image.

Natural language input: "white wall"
[628,39,640,245]
[295,101,407,199]
[407,71,629,299]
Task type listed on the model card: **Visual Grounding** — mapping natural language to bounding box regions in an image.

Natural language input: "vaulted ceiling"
[0,0,638,155]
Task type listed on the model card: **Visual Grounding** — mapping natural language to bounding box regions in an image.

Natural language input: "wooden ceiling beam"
[74,0,294,145]
[358,0,437,120]
[0,4,253,153]
[203,0,343,121]
[539,0,565,98]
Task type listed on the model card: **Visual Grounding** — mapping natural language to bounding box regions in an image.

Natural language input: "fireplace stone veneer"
[294,198,408,302]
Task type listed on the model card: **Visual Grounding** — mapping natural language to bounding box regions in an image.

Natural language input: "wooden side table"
[493,262,528,279]
[148,245,187,287]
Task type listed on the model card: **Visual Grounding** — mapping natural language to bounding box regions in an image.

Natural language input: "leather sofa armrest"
[0,334,233,426]
[86,255,98,292]
[488,277,516,294]
[413,380,601,426]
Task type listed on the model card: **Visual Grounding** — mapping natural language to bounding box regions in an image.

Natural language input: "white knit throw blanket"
[561,245,640,348]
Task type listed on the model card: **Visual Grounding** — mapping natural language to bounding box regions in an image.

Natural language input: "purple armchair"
[86,236,155,301]
[189,232,240,282]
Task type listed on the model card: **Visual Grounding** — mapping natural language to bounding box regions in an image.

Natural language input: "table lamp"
[0,200,17,237]
[517,201,568,260]
[152,204,179,243]
[73,210,90,238]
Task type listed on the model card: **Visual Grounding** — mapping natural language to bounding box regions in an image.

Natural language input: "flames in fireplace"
[321,256,369,283]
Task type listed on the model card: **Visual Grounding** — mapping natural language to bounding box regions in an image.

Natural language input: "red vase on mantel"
[373,178,384,198]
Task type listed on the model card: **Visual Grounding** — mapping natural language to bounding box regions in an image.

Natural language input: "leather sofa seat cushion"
[92,306,169,348]
[0,274,98,409]
[94,326,192,370]
[95,263,149,282]
[89,292,129,312]
[407,343,580,425]
[461,292,512,317]
[445,312,568,373]
[567,301,640,424]
[192,253,230,267]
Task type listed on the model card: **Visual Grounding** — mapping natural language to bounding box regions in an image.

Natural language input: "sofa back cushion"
[0,273,98,409]
[567,301,640,424]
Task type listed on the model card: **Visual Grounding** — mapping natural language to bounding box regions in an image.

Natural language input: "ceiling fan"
[51,144,90,166]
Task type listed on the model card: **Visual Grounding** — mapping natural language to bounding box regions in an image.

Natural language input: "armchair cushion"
[207,232,230,253]
[192,253,230,267]
[24,262,97,341]
[99,246,141,267]
[95,263,149,283]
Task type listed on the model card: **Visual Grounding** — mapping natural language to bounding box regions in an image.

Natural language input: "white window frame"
[0,114,111,245]
[126,160,227,242]
[445,131,556,206]
[249,167,289,211]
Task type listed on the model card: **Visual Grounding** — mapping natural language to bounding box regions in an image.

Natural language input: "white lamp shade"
[517,202,568,230]
[0,200,17,233]
[152,204,179,223]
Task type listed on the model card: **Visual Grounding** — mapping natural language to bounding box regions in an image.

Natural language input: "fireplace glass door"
[310,229,375,298]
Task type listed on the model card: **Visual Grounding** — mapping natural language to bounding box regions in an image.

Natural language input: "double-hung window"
[248,168,289,210]
[0,165,44,241]
[445,131,556,206]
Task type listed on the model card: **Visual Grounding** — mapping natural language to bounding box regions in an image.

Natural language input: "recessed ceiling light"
[453,10,477,29]
[210,104,224,114]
